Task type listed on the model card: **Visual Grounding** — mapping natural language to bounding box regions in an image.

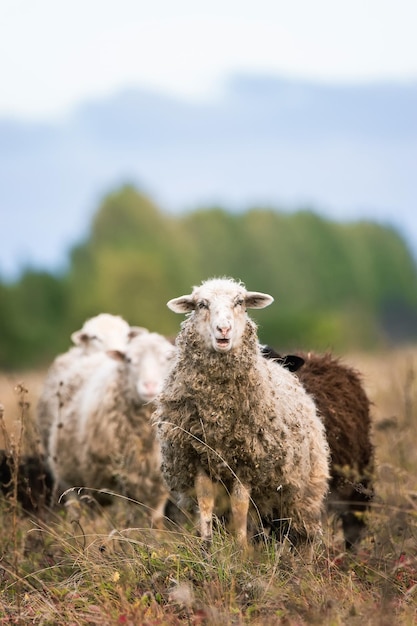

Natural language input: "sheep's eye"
[235,299,244,307]
[197,301,209,310]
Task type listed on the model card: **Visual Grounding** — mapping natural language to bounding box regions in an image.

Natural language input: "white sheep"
[48,330,175,527]
[36,313,140,454]
[153,277,330,549]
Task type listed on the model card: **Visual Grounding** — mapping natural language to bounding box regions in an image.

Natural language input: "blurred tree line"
[1,184,417,370]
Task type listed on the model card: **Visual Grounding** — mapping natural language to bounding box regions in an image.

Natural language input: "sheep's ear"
[71,330,90,346]
[260,345,304,372]
[280,354,305,372]
[128,326,148,340]
[167,296,196,313]
[260,344,282,360]
[245,292,274,309]
[106,349,126,362]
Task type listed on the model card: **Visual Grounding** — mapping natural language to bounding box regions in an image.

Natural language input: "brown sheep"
[261,346,374,549]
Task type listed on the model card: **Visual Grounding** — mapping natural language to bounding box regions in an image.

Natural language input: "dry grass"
[1,347,417,625]
[0,369,46,452]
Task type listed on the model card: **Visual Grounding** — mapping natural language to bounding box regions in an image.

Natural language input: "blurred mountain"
[1,75,416,279]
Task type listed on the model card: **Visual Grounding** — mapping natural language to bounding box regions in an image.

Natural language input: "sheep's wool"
[155,313,330,539]
[48,332,173,519]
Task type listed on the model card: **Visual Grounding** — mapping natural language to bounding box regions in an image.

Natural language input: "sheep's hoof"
[201,536,212,546]
[237,539,250,553]
[200,537,213,558]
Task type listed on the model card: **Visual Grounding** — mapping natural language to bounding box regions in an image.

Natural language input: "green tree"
[0,270,68,369]
[1,185,417,369]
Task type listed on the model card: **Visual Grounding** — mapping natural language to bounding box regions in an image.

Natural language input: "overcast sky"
[1,1,416,280]
[1,0,417,120]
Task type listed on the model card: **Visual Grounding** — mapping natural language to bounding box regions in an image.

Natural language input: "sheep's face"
[109,333,176,403]
[133,341,176,403]
[71,313,136,354]
[168,278,274,353]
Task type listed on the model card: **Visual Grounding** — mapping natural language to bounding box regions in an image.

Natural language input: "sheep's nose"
[141,381,158,397]
[217,325,231,337]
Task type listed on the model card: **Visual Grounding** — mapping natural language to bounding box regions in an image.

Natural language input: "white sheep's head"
[71,313,146,354]
[107,331,176,403]
[168,277,274,353]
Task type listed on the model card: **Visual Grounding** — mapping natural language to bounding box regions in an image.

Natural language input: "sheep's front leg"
[151,492,169,530]
[195,470,215,544]
[231,481,250,548]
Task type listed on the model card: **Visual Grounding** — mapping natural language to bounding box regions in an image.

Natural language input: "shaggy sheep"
[153,277,330,549]
[261,346,374,548]
[48,330,175,526]
[36,313,140,455]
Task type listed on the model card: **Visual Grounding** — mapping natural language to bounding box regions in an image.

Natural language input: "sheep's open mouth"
[216,338,230,348]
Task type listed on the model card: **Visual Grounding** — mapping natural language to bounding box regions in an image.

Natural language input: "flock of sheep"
[1,277,374,555]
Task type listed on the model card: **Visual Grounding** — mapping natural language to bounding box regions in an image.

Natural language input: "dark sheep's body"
[262,347,374,548]
[0,450,53,513]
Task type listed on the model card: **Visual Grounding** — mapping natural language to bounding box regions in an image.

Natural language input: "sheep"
[0,449,53,513]
[261,346,374,549]
[153,277,330,550]
[48,329,175,526]
[36,313,141,455]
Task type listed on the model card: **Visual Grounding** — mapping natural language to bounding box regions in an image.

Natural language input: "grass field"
[1,346,417,625]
